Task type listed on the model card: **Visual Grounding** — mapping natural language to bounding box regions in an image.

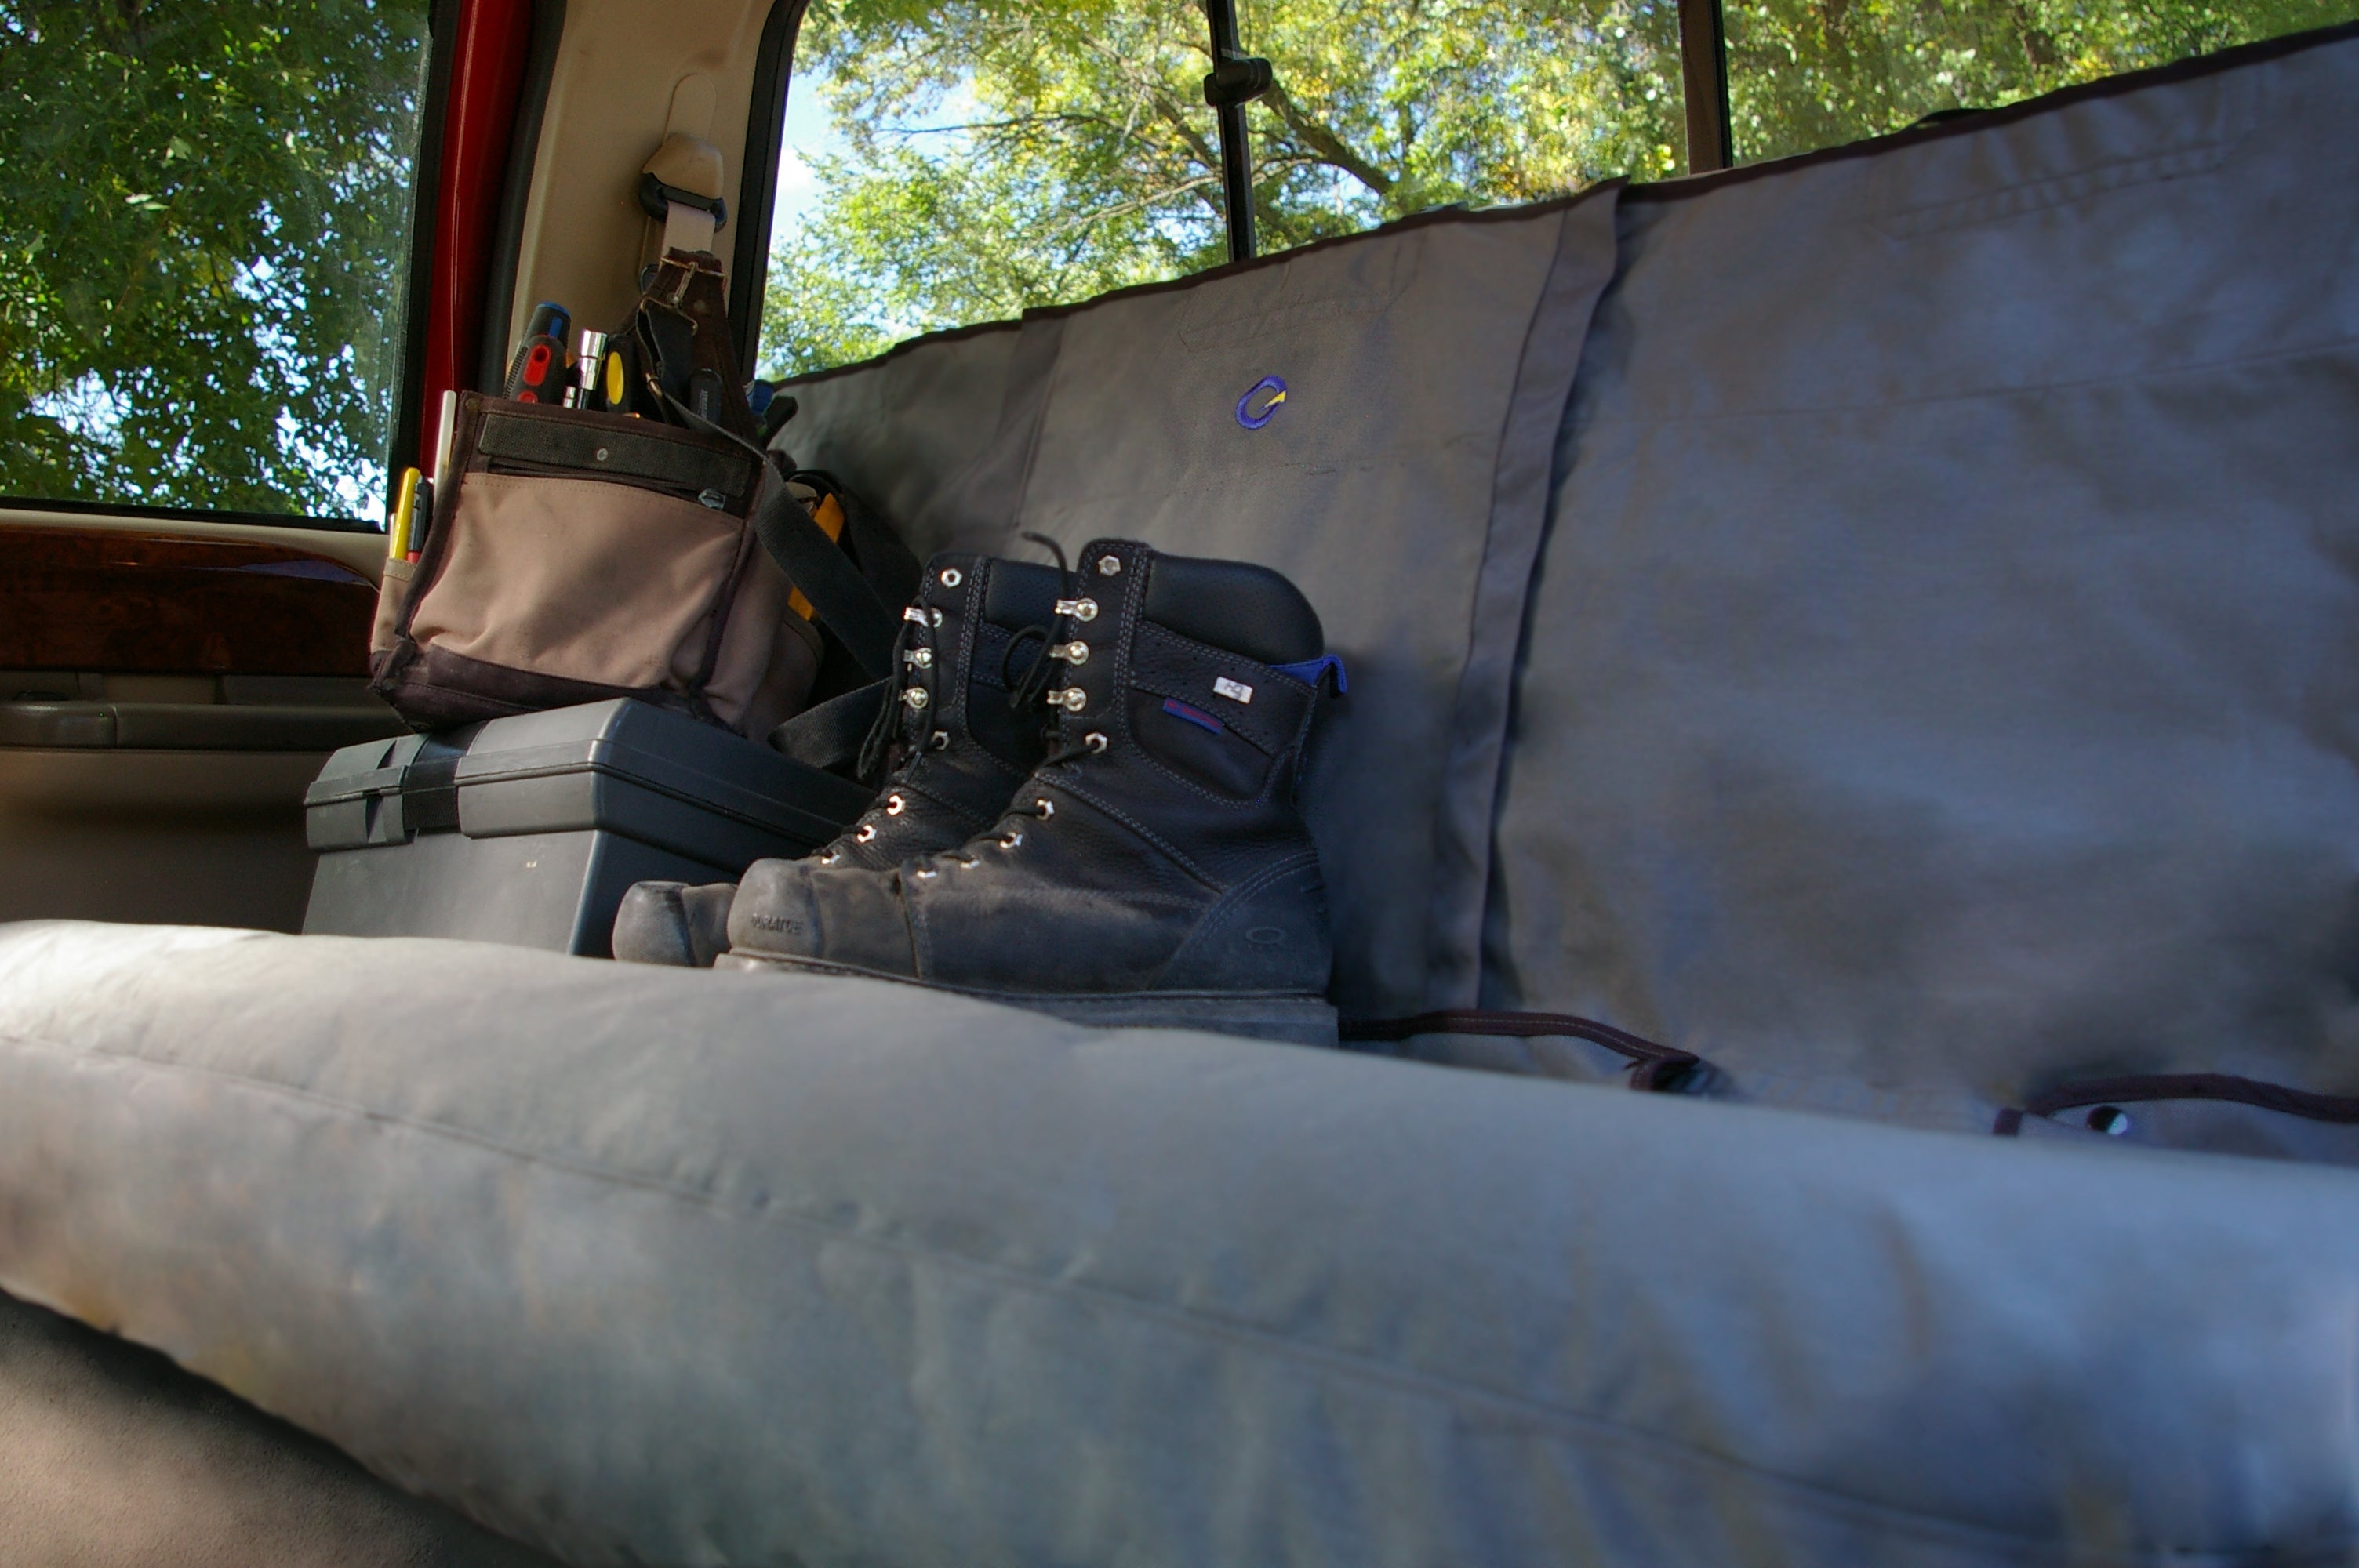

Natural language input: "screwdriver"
[503,301,572,404]
[387,466,420,560]
[407,476,434,564]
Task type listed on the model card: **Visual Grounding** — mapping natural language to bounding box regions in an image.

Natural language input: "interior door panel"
[0,519,405,931]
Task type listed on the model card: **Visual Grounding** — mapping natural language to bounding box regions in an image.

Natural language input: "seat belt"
[640,133,728,262]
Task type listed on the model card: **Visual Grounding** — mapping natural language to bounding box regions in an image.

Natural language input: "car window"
[759,0,1688,377]
[0,0,434,524]
[1725,0,2359,165]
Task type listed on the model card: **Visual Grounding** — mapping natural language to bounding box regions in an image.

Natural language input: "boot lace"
[911,535,1107,874]
[1003,532,1071,719]
[853,604,928,785]
[941,731,1104,869]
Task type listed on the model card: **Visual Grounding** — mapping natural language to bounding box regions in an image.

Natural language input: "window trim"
[733,0,810,378]
[0,495,392,537]
[1679,0,1734,172]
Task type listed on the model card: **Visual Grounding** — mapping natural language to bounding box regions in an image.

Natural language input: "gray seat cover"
[772,318,1034,560]
[2,920,2358,1566]
[1479,29,2359,1155]
[9,27,2359,1568]
[787,200,1622,1018]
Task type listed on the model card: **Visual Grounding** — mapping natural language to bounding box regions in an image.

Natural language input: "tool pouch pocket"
[369,394,823,738]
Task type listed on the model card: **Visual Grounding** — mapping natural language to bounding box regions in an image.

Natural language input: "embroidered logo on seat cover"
[1235,376,1287,430]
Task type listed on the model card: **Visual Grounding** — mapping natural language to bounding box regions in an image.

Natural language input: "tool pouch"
[370,246,915,738]
[369,394,832,736]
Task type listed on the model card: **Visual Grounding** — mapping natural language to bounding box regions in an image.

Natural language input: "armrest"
[0,702,405,752]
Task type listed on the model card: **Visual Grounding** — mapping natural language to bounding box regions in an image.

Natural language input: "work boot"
[612,551,1064,965]
[718,537,1345,1044]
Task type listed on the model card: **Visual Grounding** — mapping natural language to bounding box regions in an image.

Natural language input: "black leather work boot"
[718,537,1344,1044]
[612,551,1063,966]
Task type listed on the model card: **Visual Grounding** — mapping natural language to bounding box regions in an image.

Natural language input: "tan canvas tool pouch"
[369,394,836,736]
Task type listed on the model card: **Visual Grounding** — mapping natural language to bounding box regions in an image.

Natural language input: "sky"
[769,67,838,241]
[766,64,983,252]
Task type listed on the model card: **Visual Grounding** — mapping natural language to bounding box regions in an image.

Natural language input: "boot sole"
[716,953,1338,1047]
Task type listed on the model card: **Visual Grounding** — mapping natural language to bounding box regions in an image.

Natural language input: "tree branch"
[1052,172,1223,236]
[1263,83,1394,195]
[1145,91,1221,175]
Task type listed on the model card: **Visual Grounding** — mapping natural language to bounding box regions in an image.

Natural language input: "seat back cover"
[780,26,2359,1157]
[785,198,1623,1019]
[1483,27,2359,1156]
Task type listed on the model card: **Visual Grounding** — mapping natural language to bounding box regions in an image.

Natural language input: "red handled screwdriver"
[503,302,572,404]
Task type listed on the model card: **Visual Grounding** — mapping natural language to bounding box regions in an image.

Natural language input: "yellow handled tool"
[387,466,421,559]
[787,492,846,620]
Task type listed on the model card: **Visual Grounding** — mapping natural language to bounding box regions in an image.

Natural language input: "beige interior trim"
[667,74,720,140]
[0,505,389,583]
[507,0,776,358]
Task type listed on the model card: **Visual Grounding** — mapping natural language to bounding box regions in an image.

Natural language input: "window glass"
[761,0,1685,377]
[0,0,434,523]
[1727,0,2359,165]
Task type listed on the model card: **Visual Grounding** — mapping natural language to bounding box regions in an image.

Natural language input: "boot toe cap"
[730,859,920,978]
[613,880,738,967]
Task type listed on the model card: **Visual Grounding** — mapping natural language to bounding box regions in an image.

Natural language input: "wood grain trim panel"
[0,525,378,676]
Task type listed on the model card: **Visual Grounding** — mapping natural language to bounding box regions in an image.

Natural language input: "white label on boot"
[1213,677,1254,704]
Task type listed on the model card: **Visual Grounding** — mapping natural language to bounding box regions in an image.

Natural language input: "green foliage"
[1729,0,2359,158]
[763,0,2355,379]
[0,0,429,518]
[761,0,1685,375]
[4,0,2351,508]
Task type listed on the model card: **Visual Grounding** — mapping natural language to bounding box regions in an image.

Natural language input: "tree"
[763,0,2354,378]
[0,0,429,518]
[1728,0,2357,160]
[2,0,2346,510]
[762,0,1685,374]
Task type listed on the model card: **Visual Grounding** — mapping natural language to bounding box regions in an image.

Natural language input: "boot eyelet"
[930,608,943,626]
[903,605,931,625]
[1053,597,1098,622]
[885,793,907,815]
[1085,731,1108,753]
[913,866,938,880]
[906,648,933,668]
[928,729,950,750]
[854,823,877,843]
[954,854,980,869]
[1034,797,1055,818]
[940,568,963,587]
[1055,641,1089,665]
[1052,688,1087,713]
[1096,555,1121,576]
[998,830,1023,850]
[903,687,930,710]
[819,848,842,866]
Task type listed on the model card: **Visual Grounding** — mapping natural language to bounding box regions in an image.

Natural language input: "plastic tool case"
[303,699,868,956]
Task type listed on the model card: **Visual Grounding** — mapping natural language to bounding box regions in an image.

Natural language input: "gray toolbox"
[303,699,870,956]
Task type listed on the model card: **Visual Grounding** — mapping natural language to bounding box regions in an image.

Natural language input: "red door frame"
[416,0,537,464]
